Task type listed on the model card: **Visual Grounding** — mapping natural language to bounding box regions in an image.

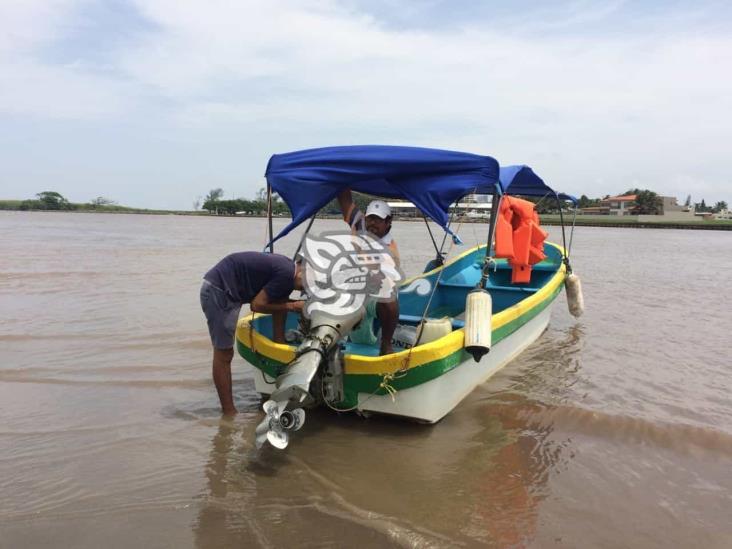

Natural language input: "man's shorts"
[200,280,242,350]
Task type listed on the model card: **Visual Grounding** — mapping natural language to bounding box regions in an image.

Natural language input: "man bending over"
[200,251,304,415]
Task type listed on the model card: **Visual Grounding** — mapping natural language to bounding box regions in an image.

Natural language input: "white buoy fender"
[565,272,584,318]
[464,289,492,362]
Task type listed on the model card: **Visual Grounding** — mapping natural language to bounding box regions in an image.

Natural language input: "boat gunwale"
[235,241,567,377]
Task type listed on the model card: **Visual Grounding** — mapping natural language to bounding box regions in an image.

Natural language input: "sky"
[1,0,730,210]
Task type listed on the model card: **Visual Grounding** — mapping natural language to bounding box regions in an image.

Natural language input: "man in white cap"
[337,189,400,355]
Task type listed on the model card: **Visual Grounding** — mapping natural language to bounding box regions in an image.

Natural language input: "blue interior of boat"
[249,244,562,356]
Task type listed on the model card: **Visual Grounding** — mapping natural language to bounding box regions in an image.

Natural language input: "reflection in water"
[193,322,585,547]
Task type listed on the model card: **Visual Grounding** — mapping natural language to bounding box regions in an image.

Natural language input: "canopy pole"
[422,214,443,266]
[438,213,452,256]
[266,183,274,253]
[568,206,578,258]
[292,214,317,260]
[556,194,572,273]
[479,185,502,289]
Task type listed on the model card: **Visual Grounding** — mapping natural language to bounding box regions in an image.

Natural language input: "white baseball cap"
[365,200,391,219]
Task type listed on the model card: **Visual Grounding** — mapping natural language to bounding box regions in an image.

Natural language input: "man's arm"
[251,290,304,343]
[337,189,354,222]
[338,189,365,232]
[250,289,303,314]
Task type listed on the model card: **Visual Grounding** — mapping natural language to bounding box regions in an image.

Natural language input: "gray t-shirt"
[203,252,295,304]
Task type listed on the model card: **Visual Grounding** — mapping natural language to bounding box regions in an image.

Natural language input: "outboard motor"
[255,306,365,450]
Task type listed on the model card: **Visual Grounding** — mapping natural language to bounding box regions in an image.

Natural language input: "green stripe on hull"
[338,280,563,407]
[237,341,283,380]
[239,279,564,408]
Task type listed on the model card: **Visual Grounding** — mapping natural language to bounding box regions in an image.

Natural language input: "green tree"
[18,191,75,211]
[624,188,661,214]
[578,194,600,208]
[39,191,73,210]
[202,198,219,213]
[205,188,224,203]
[633,190,662,214]
[694,199,709,212]
[36,191,69,210]
[713,201,728,213]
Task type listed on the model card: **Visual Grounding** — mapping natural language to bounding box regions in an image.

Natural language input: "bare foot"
[222,406,238,417]
[379,343,394,356]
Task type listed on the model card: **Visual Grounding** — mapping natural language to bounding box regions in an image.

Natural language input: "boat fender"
[565,272,584,318]
[464,288,492,362]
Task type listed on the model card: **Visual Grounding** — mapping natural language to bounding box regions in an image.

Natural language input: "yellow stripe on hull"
[235,242,566,375]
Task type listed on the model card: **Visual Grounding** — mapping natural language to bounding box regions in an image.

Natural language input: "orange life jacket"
[494,196,548,283]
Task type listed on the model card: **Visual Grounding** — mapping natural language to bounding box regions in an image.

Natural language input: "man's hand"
[288,300,305,313]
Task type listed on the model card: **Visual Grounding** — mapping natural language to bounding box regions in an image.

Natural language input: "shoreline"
[3,208,731,230]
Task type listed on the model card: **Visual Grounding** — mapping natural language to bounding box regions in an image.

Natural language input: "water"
[1,211,731,548]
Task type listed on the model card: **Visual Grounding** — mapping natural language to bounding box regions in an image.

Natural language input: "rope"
[390,196,470,380]
[319,205,470,412]
[258,197,473,411]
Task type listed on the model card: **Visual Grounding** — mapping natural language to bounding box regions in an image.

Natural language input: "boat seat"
[473,260,561,272]
[438,280,541,293]
[398,314,465,329]
[343,341,381,356]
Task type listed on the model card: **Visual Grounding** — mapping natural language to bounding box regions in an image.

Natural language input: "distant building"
[645,196,696,221]
[714,208,732,220]
[602,194,637,216]
[387,199,493,219]
[580,194,696,220]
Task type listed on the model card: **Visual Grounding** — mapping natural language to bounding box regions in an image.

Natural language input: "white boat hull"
[357,306,553,423]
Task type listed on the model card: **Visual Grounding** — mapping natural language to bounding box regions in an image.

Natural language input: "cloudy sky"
[1,0,730,209]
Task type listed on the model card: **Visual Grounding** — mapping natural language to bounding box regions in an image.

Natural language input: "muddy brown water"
[1,211,731,548]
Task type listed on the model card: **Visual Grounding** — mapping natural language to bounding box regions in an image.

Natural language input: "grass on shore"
[538,213,732,228]
[3,200,730,229]
[0,200,205,215]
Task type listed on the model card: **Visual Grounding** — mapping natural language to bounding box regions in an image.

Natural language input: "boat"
[235,146,582,449]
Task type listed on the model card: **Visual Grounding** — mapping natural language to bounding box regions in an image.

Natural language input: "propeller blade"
[267,429,289,449]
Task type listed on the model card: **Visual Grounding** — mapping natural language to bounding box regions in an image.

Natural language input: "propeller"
[255,399,306,450]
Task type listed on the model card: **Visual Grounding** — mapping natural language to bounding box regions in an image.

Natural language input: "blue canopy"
[265,145,500,244]
[499,165,577,204]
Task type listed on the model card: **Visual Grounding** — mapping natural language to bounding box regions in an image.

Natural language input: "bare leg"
[212,347,237,415]
[272,310,286,343]
[376,300,399,355]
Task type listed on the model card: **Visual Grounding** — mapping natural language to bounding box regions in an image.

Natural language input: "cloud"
[0,0,135,119]
[0,0,78,55]
[1,0,730,205]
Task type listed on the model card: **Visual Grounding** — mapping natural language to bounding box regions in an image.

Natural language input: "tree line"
[575,189,727,215]
[201,188,289,215]
[200,187,373,216]
[10,192,121,211]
